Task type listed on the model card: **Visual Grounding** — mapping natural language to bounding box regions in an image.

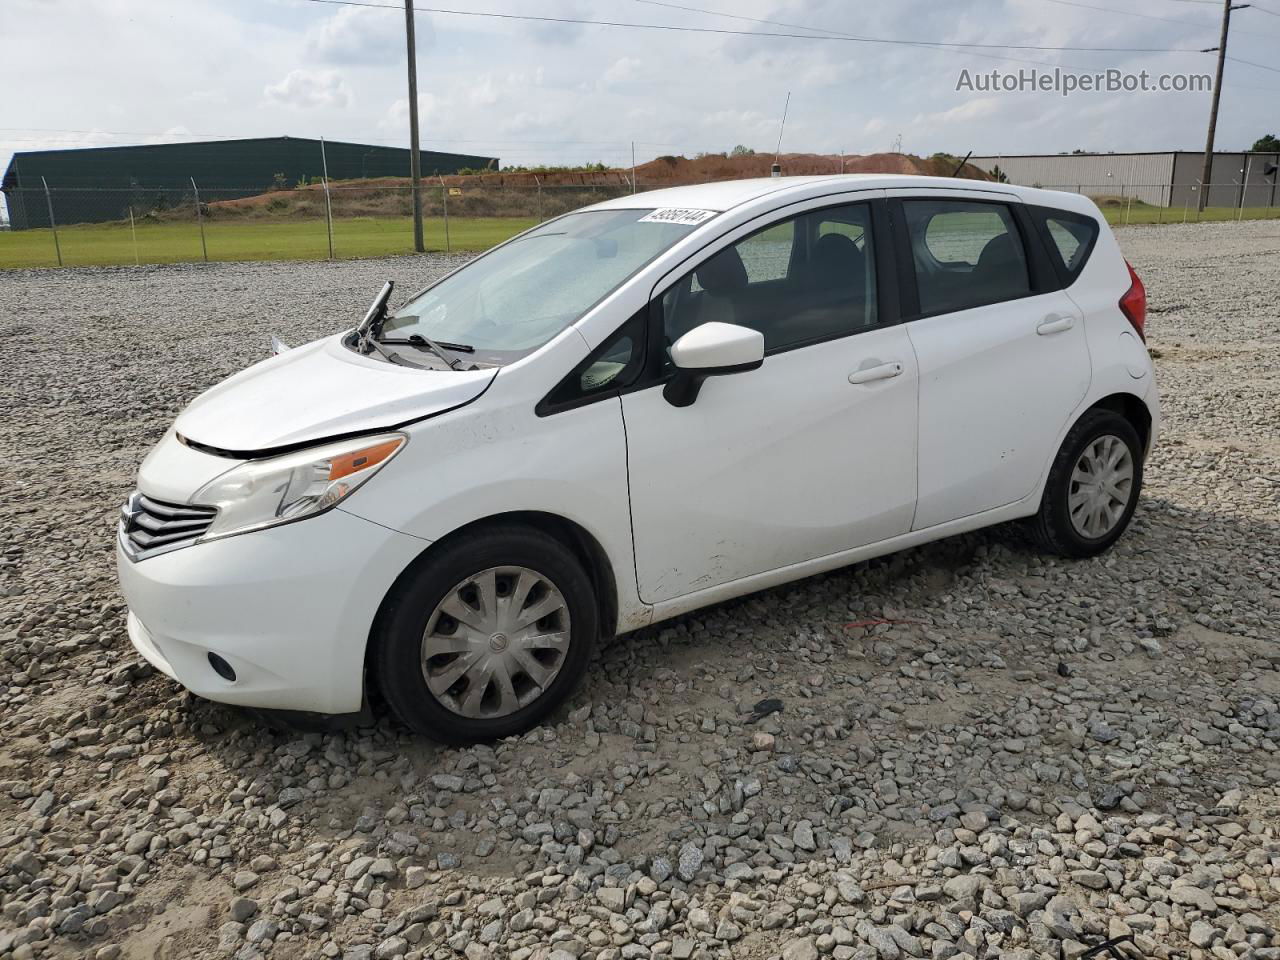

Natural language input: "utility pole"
[404,0,425,252]
[1199,0,1247,211]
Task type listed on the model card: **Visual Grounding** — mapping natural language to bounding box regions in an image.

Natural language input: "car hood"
[174,334,496,454]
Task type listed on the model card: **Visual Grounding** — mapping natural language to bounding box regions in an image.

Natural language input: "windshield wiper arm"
[360,333,419,368]
[383,335,475,354]
[379,332,465,370]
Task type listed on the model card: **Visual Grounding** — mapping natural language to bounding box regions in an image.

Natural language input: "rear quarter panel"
[1058,198,1158,396]
[1033,193,1160,484]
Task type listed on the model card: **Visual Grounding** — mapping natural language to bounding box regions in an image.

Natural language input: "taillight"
[1119,260,1147,341]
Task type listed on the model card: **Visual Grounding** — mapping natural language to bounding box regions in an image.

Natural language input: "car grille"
[120,492,217,557]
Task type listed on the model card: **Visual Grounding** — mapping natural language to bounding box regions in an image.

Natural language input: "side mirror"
[663,322,765,407]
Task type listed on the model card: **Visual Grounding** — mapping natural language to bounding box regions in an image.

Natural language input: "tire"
[1031,409,1144,559]
[373,525,598,743]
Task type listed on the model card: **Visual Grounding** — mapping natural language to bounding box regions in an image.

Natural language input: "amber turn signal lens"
[327,438,403,482]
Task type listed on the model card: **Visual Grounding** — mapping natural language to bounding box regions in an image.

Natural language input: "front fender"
[341,395,650,633]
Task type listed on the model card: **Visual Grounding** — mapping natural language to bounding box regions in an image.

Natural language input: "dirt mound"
[193,153,989,222]
[636,151,990,182]
[195,176,624,223]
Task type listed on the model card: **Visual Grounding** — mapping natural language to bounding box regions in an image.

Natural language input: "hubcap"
[421,566,571,719]
[1068,434,1134,539]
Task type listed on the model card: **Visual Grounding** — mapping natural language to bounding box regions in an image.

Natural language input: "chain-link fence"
[3,178,1278,269]
[1034,182,1280,225]
[0,179,642,269]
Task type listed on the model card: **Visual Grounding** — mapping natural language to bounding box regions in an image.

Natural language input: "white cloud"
[263,69,352,110]
[184,88,228,106]
[142,125,197,145]
[469,76,500,108]
[601,57,642,88]
[380,94,441,134]
[0,0,1265,186]
[913,96,1004,129]
[306,6,430,65]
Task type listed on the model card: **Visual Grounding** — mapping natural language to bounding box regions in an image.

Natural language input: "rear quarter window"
[1032,207,1100,285]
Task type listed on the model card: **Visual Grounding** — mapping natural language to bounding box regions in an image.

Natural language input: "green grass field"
[0,216,537,269]
[3,204,1278,270]
[1098,203,1280,226]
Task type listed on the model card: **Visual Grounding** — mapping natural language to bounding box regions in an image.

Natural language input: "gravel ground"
[1,221,1278,960]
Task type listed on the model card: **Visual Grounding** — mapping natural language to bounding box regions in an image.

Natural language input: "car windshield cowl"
[345,330,484,371]
[379,207,711,364]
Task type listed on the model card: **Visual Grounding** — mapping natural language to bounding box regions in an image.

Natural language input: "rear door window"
[902,200,1031,316]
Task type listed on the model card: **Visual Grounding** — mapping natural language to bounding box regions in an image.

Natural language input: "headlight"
[194,433,406,540]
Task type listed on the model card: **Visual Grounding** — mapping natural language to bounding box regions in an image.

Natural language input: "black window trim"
[644,187,888,301]
[534,307,650,418]
[1028,203,1101,288]
[652,196,900,358]
[535,192,903,417]
[890,195,1062,322]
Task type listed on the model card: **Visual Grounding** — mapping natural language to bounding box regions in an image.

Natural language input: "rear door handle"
[1037,315,1075,336]
[848,361,904,385]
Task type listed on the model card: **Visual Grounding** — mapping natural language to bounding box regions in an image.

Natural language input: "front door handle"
[1037,315,1075,336]
[848,361,904,385]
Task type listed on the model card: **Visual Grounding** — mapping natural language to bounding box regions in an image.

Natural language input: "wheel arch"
[363,510,620,687]
[1031,390,1149,556]
[1028,388,1154,520]
[1083,391,1153,455]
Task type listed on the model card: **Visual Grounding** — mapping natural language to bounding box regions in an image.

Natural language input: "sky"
[1,0,1277,207]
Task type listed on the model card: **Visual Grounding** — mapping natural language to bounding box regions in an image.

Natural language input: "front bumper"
[116,507,429,714]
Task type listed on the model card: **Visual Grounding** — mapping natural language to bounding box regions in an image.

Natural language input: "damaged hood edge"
[173,333,499,457]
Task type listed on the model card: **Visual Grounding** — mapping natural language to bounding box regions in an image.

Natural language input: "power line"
[620,0,1100,71]
[628,0,1280,80]
[628,0,858,35]
[1226,54,1280,72]
[1041,0,1216,27]
[289,0,1207,54]
[1047,0,1280,41]
[627,0,1280,75]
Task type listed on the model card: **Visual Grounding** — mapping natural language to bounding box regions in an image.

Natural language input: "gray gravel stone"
[228,898,257,923]
[676,842,702,881]
[2,226,1278,959]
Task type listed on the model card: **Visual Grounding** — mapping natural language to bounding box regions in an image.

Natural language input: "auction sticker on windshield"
[637,208,717,226]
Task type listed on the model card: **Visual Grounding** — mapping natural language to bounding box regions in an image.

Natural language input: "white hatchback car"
[117,175,1158,742]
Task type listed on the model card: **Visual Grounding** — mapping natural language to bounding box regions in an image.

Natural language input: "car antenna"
[771,91,790,178]
[950,150,974,177]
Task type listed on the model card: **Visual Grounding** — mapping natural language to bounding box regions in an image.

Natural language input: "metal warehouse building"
[1,136,498,229]
[968,151,1280,209]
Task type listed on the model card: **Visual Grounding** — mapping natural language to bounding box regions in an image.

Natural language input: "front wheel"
[1031,410,1144,558]
[373,526,598,743]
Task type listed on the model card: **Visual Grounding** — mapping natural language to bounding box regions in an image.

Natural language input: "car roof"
[587,175,1028,213]
[586,175,1103,223]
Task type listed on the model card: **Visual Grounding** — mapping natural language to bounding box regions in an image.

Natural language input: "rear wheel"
[1032,410,1144,558]
[374,526,597,743]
